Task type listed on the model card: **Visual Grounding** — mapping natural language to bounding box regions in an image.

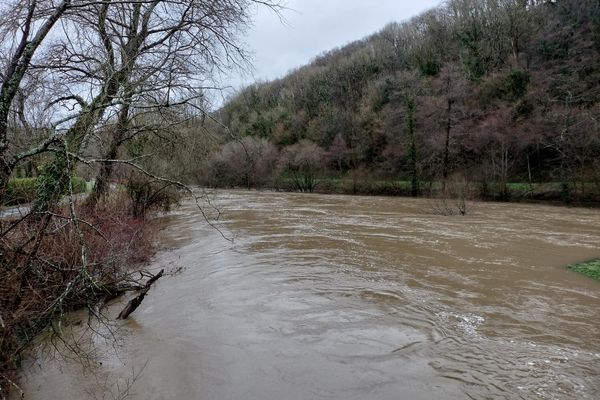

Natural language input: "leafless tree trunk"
[87,92,132,207]
[0,0,70,199]
[442,96,453,194]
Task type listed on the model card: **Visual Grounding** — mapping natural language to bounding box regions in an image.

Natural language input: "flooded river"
[17,191,600,399]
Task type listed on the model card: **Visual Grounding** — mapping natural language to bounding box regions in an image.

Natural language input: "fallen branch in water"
[117,269,165,319]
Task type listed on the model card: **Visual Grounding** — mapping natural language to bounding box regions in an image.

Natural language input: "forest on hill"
[205,0,600,204]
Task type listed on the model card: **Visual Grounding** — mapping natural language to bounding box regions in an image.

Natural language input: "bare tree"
[436,63,469,194]
[208,136,278,188]
[278,140,325,193]
[0,1,282,396]
[0,0,73,197]
[0,0,283,210]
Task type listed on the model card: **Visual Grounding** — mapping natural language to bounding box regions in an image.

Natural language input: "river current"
[16,190,600,399]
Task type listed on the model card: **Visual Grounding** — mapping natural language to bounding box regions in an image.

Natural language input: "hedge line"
[3,177,87,206]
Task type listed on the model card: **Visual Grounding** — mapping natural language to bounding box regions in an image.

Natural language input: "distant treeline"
[203,0,600,204]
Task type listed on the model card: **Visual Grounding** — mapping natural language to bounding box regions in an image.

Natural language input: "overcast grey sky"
[220,0,442,97]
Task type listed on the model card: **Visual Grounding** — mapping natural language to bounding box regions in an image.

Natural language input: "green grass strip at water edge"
[568,259,600,281]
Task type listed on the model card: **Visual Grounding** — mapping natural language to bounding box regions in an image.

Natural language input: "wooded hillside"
[208,0,600,203]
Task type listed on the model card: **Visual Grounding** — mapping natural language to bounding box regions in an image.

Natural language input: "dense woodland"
[207,0,600,203]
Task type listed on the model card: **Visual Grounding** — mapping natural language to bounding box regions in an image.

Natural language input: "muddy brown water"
[15,191,600,399]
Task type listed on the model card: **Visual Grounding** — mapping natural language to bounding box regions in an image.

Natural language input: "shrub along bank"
[0,177,182,396]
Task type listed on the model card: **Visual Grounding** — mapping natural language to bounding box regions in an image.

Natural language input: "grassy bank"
[2,177,88,207]
[568,259,600,281]
[268,177,600,206]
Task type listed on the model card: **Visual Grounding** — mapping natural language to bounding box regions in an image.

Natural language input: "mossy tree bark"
[405,95,419,197]
[0,1,70,203]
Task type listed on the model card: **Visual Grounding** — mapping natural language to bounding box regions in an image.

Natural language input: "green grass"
[568,259,600,281]
[2,177,88,206]
[270,177,599,204]
[85,180,95,192]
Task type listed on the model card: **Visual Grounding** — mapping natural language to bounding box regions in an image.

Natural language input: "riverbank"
[210,178,600,208]
[569,259,600,281]
[0,196,158,397]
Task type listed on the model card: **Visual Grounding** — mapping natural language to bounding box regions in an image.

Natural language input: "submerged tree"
[404,94,419,197]
[278,140,325,192]
[208,136,278,188]
[436,63,469,194]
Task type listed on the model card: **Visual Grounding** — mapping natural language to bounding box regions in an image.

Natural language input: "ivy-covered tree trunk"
[87,93,132,208]
[442,97,452,195]
[33,1,147,213]
[34,82,120,213]
[405,95,419,197]
[0,1,70,204]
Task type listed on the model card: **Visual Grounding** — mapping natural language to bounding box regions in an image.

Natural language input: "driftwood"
[99,283,143,302]
[117,269,164,319]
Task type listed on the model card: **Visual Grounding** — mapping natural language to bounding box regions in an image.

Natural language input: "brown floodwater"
[15,190,600,399]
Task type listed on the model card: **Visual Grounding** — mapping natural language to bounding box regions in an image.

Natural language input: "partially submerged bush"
[125,175,182,218]
[0,197,156,393]
[432,175,475,216]
[278,140,325,192]
[204,137,279,188]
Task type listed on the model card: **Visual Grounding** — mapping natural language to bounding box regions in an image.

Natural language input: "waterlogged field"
[16,191,600,400]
